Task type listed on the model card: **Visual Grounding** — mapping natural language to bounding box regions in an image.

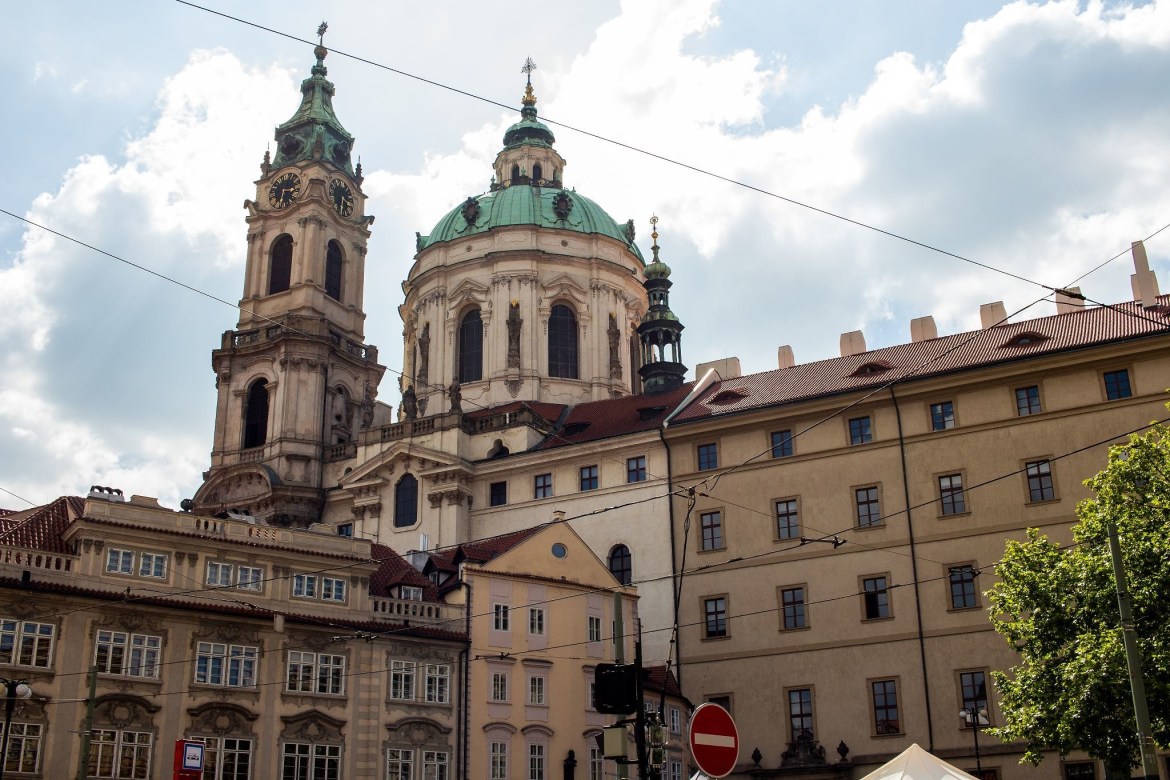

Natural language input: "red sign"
[688,703,740,778]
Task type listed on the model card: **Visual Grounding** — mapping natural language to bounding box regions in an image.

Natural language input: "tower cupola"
[638,217,687,394]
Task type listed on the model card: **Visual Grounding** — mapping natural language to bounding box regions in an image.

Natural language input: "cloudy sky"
[3,0,1169,509]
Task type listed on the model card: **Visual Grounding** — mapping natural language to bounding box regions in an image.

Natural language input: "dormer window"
[852,362,892,377]
[709,390,748,406]
[1001,332,1049,348]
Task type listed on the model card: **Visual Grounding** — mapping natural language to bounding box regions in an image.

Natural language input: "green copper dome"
[271,45,355,176]
[418,186,645,261]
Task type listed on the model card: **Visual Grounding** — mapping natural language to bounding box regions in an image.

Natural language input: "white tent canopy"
[861,744,979,780]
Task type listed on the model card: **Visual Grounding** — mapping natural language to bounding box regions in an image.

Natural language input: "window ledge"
[854,523,886,532]
[778,625,811,633]
[861,616,894,623]
[701,634,731,642]
[697,546,726,554]
[1024,498,1060,507]
[939,511,971,519]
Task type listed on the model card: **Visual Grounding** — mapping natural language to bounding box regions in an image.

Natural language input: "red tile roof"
[0,496,82,554]
[534,382,698,450]
[452,527,541,565]
[642,664,688,703]
[370,543,438,600]
[465,400,567,424]
[671,297,1170,423]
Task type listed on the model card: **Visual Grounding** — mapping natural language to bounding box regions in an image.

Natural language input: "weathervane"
[521,57,537,84]
[317,21,328,45]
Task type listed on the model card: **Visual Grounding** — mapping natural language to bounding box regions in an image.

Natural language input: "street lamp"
[959,707,989,777]
[0,679,32,780]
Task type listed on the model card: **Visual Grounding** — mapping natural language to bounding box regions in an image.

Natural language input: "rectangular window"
[0,620,55,668]
[401,586,424,601]
[321,577,346,602]
[1104,369,1132,400]
[490,481,508,507]
[529,744,546,780]
[292,574,317,598]
[862,576,890,620]
[191,736,252,780]
[106,549,134,575]
[939,474,966,515]
[95,630,160,678]
[138,552,167,579]
[1016,385,1042,416]
[491,672,509,702]
[286,651,344,695]
[587,615,602,643]
[426,663,450,704]
[788,688,813,741]
[781,586,807,629]
[3,722,41,775]
[390,659,417,700]
[281,743,340,780]
[528,608,545,635]
[206,561,233,588]
[588,746,604,780]
[949,565,978,609]
[579,465,599,491]
[771,430,794,458]
[930,401,955,431]
[195,642,257,687]
[336,523,353,538]
[423,750,450,780]
[697,443,719,471]
[490,742,508,780]
[1026,459,1055,501]
[90,729,152,780]
[493,604,511,632]
[703,597,727,639]
[1064,763,1097,780]
[775,498,799,539]
[386,748,414,780]
[237,566,264,591]
[872,679,901,735]
[669,706,681,735]
[849,416,872,445]
[855,486,881,527]
[707,694,732,712]
[669,761,683,780]
[699,511,724,550]
[528,675,546,705]
[960,670,989,723]
[627,456,647,483]
[534,473,553,499]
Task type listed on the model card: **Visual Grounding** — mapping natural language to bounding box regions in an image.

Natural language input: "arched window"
[243,379,269,449]
[325,240,343,302]
[532,163,543,182]
[394,474,419,528]
[269,235,293,294]
[608,545,632,585]
[458,309,483,383]
[548,304,579,379]
[511,164,520,183]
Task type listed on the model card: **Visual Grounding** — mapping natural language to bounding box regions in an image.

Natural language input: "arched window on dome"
[394,474,419,528]
[243,378,269,449]
[548,304,579,379]
[608,545,632,585]
[269,234,293,294]
[458,309,483,383]
[532,163,543,183]
[325,240,343,302]
[511,164,521,184]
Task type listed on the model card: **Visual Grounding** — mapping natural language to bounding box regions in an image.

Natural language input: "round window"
[551,542,568,559]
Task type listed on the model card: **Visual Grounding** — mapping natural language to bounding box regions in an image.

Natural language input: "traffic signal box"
[593,663,640,714]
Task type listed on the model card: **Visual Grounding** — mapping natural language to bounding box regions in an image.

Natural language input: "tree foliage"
[988,425,1170,773]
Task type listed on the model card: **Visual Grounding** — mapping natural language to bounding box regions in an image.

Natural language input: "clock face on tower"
[329,178,355,217]
[267,171,301,209]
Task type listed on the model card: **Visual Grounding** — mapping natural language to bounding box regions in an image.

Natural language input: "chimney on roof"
[840,330,866,357]
[1131,240,1161,309]
[910,316,938,342]
[87,486,126,502]
[777,345,795,369]
[1055,286,1084,314]
[980,301,1008,329]
[695,357,741,380]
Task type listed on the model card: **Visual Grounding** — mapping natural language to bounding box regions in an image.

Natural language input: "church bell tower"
[193,30,385,527]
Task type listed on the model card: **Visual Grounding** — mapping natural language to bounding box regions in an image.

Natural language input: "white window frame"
[425,663,450,704]
[106,549,134,575]
[587,615,602,643]
[95,630,161,678]
[0,619,55,668]
[194,642,258,688]
[292,574,318,598]
[528,675,546,705]
[493,603,510,631]
[138,552,168,579]
[490,672,509,702]
[206,561,233,588]
[322,577,346,602]
[236,565,264,591]
[528,607,545,635]
[91,728,152,779]
[423,750,449,780]
[390,659,417,700]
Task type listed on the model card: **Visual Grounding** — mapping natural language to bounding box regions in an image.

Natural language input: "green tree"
[988,426,1170,774]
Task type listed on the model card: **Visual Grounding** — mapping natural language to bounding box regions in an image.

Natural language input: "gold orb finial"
[521,57,538,106]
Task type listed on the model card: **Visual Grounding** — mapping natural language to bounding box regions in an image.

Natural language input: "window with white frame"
[94,630,160,678]
[491,672,509,702]
[386,748,413,780]
[587,615,602,643]
[490,742,508,780]
[286,651,345,695]
[669,706,681,734]
[528,744,546,780]
[281,743,340,780]
[0,619,55,668]
[425,663,450,704]
[105,549,167,580]
[194,642,257,687]
[190,736,252,780]
[322,577,346,602]
[400,585,424,601]
[206,561,233,587]
[493,604,510,631]
[390,659,417,700]
[3,722,41,775]
[292,574,317,598]
[237,566,264,591]
[669,760,683,780]
[138,552,168,579]
[90,729,152,779]
[528,607,545,635]
[528,675,546,705]
[423,750,449,780]
[588,745,603,780]
[105,549,134,575]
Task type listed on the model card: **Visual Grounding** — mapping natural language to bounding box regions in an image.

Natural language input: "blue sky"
[3,0,1168,508]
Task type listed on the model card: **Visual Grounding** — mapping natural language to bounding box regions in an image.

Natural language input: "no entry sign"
[688,702,740,778]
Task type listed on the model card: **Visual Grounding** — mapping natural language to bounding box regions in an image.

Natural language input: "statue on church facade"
[401,385,418,420]
[507,302,523,370]
[448,380,463,414]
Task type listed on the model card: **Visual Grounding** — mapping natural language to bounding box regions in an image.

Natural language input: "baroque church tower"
[193,38,386,527]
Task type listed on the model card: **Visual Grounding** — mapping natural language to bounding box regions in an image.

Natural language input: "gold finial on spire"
[650,214,660,261]
[521,57,538,106]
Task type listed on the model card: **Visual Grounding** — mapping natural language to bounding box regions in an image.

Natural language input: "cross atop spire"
[317,21,328,45]
[522,57,537,83]
[521,57,538,107]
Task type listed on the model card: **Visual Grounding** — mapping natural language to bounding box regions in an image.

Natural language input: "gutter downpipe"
[890,384,934,750]
[460,577,472,780]
[660,368,720,690]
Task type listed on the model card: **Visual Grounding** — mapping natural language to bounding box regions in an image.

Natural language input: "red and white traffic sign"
[688,702,740,778]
